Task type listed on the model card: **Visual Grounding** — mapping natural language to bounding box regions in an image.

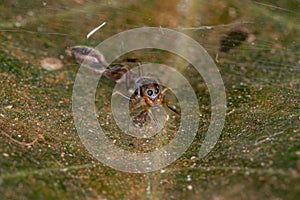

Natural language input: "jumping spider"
[69,45,180,127]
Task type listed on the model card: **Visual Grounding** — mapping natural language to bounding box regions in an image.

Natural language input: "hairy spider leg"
[112,91,133,101]
[161,87,169,95]
[142,105,159,128]
[161,88,181,116]
[163,101,180,116]
[138,62,143,77]
[125,69,131,91]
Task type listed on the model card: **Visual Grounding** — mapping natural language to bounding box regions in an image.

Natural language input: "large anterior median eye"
[147,90,153,96]
[154,88,159,94]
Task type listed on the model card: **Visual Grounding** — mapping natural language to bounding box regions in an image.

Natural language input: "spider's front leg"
[161,88,181,117]
[138,62,143,77]
[112,91,133,101]
[142,105,159,128]
[163,101,181,116]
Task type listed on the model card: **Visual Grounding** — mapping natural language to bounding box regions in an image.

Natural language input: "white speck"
[15,22,21,27]
[40,57,63,71]
[87,22,106,39]
[190,156,197,160]
[160,169,165,173]
[146,184,151,195]
[0,114,4,118]
[42,2,47,6]
[190,163,196,168]
[17,134,21,138]
[166,114,170,121]
[3,153,9,157]
[88,129,95,133]
[5,105,13,109]
[187,185,193,190]
[187,175,192,181]
[61,168,68,172]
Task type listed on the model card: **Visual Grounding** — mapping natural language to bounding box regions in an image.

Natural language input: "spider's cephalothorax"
[126,76,177,127]
[134,78,163,106]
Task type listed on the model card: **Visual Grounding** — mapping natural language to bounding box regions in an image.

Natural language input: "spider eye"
[154,88,159,94]
[147,90,153,96]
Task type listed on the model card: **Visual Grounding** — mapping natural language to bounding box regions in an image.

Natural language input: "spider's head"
[143,83,160,101]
